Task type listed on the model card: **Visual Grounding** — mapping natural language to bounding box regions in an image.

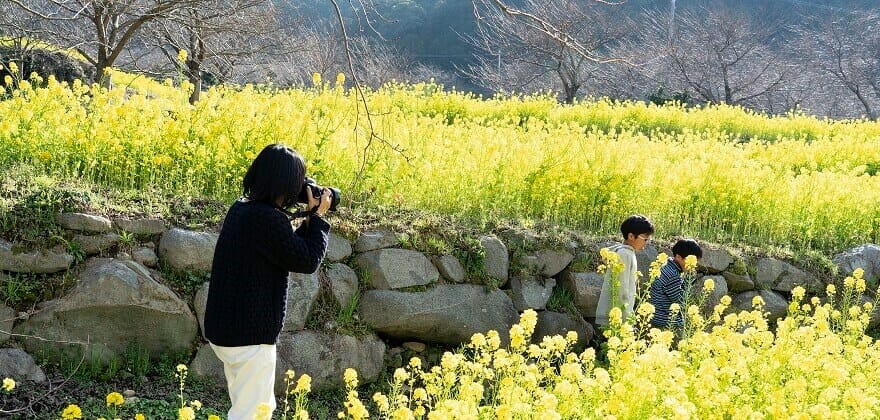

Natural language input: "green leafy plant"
[546,286,576,314]
[0,273,43,306]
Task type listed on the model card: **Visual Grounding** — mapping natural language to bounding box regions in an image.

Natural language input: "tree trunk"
[96,62,112,90]
[187,59,201,104]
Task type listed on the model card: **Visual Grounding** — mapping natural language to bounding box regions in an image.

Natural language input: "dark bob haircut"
[672,239,703,259]
[242,144,306,208]
[620,215,655,239]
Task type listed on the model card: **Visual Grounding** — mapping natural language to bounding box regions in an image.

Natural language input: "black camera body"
[298,177,340,212]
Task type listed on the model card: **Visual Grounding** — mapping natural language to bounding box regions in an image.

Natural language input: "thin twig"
[0,332,90,417]
[327,0,410,201]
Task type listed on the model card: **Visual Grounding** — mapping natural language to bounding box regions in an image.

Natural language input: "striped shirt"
[649,258,685,328]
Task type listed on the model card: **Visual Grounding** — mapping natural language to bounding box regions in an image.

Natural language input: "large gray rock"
[0,45,96,85]
[276,331,385,393]
[0,302,14,344]
[833,244,880,283]
[533,311,594,349]
[432,255,466,283]
[755,258,821,294]
[73,233,120,255]
[730,290,789,323]
[521,250,573,278]
[722,271,755,293]
[13,258,197,363]
[57,213,112,233]
[326,232,353,262]
[158,228,218,272]
[190,344,225,386]
[699,248,733,274]
[558,271,604,318]
[690,275,729,311]
[510,276,556,311]
[283,272,321,332]
[0,240,73,274]
[114,218,167,235]
[359,284,518,345]
[326,263,359,308]
[194,282,210,339]
[0,348,46,383]
[355,248,438,290]
[480,235,509,285]
[354,231,398,253]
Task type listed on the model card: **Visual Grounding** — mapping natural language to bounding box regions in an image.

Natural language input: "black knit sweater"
[204,199,330,346]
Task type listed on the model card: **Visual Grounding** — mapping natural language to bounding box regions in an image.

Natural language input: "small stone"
[132,247,158,267]
[123,389,136,398]
[57,213,113,233]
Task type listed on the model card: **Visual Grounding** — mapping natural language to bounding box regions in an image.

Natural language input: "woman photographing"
[204,144,332,419]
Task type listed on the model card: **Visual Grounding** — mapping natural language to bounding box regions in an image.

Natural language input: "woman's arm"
[258,211,330,274]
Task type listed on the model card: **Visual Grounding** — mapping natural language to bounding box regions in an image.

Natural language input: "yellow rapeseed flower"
[61,404,82,420]
[486,330,502,350]
[106,391,124,407]
[703,278,715,292]
[752,295,765,309]
[470,332,486,347]
[178,49,188,63]
[393,368,409,383]
[2,378,13,392]
[135,414,146,420]
[312,72,322,87]
[344,368,358,388]
[853,268,865,279]
[685,255,698,272]
[178,406,195,420]
[336,73,345,86]
[295,374,311,393]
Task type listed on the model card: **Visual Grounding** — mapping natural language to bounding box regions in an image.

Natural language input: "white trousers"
[210,343,277,420]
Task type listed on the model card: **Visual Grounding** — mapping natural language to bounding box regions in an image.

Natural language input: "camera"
[297,177,340,212]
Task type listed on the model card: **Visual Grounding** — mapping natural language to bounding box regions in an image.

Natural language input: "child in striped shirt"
[649,239,702,329]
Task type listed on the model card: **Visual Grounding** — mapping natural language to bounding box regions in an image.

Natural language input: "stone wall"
[1,211,878,392]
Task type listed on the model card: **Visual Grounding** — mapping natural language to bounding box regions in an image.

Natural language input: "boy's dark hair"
[620,215,654,239]
[243,144,306,208]
[672,239,703,259]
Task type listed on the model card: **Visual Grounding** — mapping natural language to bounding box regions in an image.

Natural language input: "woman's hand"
[307,186,332,217]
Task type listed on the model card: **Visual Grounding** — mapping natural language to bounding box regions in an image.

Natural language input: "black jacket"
[204,199,330,346]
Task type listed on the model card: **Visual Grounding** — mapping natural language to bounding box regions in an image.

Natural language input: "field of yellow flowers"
[10,266,878,419]
[2,70,880,251]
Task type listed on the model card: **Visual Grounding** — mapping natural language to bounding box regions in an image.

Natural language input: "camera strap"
[276,205,318,220]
